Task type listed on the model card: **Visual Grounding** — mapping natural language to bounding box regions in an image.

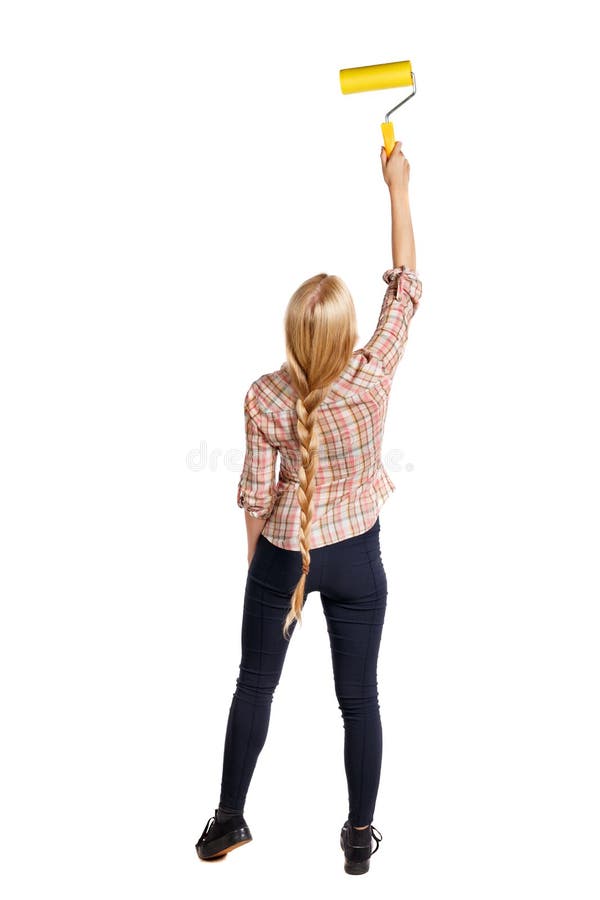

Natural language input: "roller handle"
[381,121,396,158]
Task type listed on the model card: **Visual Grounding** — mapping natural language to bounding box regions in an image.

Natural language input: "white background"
[1,1,599,897]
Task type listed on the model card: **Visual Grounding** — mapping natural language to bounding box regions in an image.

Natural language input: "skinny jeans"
[219,516,387,827]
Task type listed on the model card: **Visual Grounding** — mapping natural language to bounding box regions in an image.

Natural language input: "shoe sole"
[196,827,253,861]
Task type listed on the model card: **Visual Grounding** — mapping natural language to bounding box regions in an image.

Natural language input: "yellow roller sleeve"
[339,60,412,94]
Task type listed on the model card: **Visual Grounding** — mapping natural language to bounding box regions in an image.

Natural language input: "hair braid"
[282,385,327,640]
[281,272,359,639]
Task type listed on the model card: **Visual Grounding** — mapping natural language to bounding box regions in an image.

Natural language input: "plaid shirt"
[237,266,423,550]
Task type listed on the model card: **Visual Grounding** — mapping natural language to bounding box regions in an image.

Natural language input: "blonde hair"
[281,273,359,639]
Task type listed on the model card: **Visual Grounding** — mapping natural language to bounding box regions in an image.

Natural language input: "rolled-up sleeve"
[236,392,279,519]
[361,266,423,377]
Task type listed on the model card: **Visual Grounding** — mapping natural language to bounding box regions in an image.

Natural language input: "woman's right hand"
[380,141,410,192]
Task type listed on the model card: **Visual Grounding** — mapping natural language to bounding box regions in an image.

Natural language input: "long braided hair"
[281,273,359,640]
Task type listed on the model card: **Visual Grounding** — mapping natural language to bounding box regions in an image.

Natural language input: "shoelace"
[198,813,216,843]
[370,825,383,855]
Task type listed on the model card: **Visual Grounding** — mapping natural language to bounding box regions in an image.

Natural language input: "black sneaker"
[195,808,253,860]
[340,820,383,875]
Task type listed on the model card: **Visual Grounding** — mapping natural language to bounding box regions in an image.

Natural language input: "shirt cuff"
[237,483,274,519]
[383,265,420,284]
[382,266,421,307]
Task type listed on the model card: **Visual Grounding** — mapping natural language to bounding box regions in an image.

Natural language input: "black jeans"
[219,516,387,827]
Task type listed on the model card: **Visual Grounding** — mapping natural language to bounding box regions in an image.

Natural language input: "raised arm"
[380,140,416,270]
[360,142,421,378]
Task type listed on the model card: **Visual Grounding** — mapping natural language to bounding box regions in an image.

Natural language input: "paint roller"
[339,59,416,157]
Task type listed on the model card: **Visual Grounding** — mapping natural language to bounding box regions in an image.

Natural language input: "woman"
[196,141,422,876]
